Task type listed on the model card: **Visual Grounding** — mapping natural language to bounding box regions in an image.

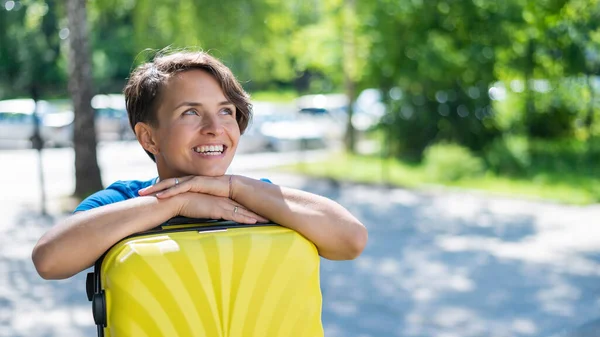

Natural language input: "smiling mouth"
[193,144,227,155]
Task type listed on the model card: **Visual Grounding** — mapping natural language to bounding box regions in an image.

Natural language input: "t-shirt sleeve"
[73,188,128,213]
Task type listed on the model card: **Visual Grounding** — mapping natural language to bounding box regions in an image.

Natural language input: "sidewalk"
[2,146,600,336]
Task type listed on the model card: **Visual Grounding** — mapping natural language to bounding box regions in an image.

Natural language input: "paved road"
[1,143,600,336]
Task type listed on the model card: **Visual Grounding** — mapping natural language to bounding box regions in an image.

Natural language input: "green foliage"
[249,90,298,103]
[363,0,509,157]
[484,135,531,175]
[0,0,65,98]
[527,138,600,176]
[2,0,600,200]
[493,77,592,138]
[484,136,600,179]
[385,87,501,159]
[280,149,600,204]
[423,143,485,182]
[526,91,580,139]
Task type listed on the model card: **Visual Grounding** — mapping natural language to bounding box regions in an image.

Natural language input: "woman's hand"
[174,192,268,224]
[140,176,268,224]
[139,175,230,199]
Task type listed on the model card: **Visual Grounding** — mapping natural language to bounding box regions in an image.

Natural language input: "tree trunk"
[344,76,357,153]
[585,73,595,132]
[343,0,357,154]
[524,38,536,120]
[66,0,103,199]
[30,85,47,215]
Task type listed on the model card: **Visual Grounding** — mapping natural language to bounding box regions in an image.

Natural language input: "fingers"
[231,205,269,223]
[220,200,269,224]
[177,193,269,225]
[228,213,260,224]
[155,182,190,198]
[138,176,192,197]
[139,175,229,198]
[229,212,269,224]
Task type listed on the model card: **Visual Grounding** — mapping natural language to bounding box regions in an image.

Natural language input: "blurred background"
[1,0,600,336]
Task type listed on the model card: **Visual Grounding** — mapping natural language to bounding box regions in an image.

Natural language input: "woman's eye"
[183,109,199,116]
[220,108,234,116]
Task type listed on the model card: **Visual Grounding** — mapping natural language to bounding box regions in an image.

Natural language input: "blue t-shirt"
[74,177,159,213]
[74,177,272,213]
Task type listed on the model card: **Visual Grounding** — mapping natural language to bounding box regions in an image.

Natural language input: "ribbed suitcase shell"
[98,223,324,337]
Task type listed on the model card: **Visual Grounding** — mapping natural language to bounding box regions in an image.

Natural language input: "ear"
[135,122,160,155]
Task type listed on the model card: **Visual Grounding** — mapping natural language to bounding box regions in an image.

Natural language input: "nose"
[200,114,224,136]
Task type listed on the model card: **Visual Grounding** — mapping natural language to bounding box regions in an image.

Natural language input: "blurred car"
[238,101,329,153]
[0,99,72,148]
[259,114,329,152]
[353,88,386,130]
[46,94,134,144]
[91,94,134,141]
[0,94,136,149]
[237,102,272,153]
[295,89,386,134]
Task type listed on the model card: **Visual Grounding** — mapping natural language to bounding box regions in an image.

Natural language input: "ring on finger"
[233,206,238,213]
[174,178,179,186]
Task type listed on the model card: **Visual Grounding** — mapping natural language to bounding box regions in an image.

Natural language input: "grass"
[249,90,298,103]
[276,152,600,205]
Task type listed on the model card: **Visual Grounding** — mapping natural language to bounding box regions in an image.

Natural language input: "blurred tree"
[66,0,103,198]
[0,0,66,213]
[4,0,600,168]
[87,2,138,93]
[91,0,371,153]
[288,0,371,152]
[0,0,64,98]
[89,0,371,92]
[363,0,504,159]
[495,0,570,137]
[96,0,294,86]
[558,0,600,134]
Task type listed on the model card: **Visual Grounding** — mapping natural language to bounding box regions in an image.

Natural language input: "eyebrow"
[173,100,234,111]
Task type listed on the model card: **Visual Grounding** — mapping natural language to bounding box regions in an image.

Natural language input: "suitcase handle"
[160,217,278,231]
[164,216,217,226]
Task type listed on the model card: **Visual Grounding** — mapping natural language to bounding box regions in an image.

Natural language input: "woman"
[32,50,368,280]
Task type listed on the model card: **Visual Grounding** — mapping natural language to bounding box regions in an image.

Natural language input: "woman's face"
[145,69,241,178]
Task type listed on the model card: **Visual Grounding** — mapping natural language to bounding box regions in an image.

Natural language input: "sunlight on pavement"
[1,148,600,336]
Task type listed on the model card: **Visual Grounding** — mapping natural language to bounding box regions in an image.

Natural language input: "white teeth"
[194,145,224,154]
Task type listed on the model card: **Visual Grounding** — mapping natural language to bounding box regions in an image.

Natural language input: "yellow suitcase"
[86,217,324,337]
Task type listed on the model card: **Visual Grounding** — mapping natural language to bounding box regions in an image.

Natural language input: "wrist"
[229,175,242,201]
[228,175,234,199]
[165,193,187,218]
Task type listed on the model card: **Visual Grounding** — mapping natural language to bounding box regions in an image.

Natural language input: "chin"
[195,167,228,177]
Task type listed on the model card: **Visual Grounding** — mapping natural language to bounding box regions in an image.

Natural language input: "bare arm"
[231,176,368,260]
[140,175,368,260]
[32,192,266,280]
[32,196,178,280]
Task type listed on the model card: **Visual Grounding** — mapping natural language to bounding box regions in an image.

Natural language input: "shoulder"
[106,178,158,197]
[73,177,158,213]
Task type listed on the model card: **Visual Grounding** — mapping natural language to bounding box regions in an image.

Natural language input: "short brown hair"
[123,50,252,161]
